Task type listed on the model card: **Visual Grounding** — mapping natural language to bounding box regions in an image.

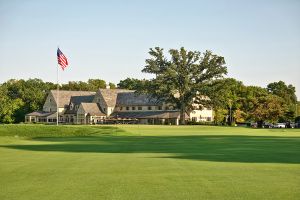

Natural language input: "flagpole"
[56,47,59,126]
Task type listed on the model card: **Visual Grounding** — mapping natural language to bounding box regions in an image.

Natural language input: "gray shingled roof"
[81,103,106,116]
[64,95,95,114]
[26,111,55,117]
[110,111,189,119]
[50,90,96,107]
[98,89,133,107]
[116,92,162,106]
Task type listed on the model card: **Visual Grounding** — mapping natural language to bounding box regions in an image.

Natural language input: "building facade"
[25,88,213,125]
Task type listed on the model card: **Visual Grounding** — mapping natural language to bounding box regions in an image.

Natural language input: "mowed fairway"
[0,125,300,200]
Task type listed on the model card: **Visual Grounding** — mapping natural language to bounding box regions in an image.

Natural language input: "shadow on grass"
[1,134,300,164]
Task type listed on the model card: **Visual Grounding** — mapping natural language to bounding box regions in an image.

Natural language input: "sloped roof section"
[81,103,106,116]
[110,111,189,119]
[116,92,161,106]
[50,90,96,107]
[98,89,133,107]
[64,95,96,114]
[70,95,95,105]
[26,111,55,117]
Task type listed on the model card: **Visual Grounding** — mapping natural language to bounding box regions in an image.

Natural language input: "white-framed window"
[158,106,162,110]
[126,107,130,110]
[138,106,142,110]
[148,106,152,110]
[132,107,136,110]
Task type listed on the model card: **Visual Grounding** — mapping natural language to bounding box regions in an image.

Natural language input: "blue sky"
[0,0,299,97]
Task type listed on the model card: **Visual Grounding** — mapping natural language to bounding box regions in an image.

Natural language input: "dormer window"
[70,103,74,110]
[75,105,79,110]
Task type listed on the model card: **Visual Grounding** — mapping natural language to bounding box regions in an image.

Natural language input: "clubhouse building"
[25,87,213,125]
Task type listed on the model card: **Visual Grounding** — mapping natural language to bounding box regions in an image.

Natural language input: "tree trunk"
[180,103,186,125]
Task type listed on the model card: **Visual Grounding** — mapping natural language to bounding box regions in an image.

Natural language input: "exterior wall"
[43,92,65,113]
[43,92,57,112]
[107,107,114,116]
[64,114,76,124]
[189,108,213,122]
[115,105,169,112]
[76,106,86,124]
[92,91,108,115]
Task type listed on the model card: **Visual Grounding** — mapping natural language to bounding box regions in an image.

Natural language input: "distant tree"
[109,82,116,89]
[250,94,285,127]
[117,78,145,90]
[141,47,227,124]
[0,83,24,123]
[200,78,244,124]
[267,81,297,121]
[87,79,106,91]
[61,81,90,91]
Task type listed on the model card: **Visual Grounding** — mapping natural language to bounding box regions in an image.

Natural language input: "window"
[75,105,79,110]
[49,98,51,102]
[49,108,52,112]
[158,106,162,110]
[70,103,74,110]
[120,107,123,111]
[165,106,169,110]
[192,117,197,122]
[103,107,106,111]
[126,107,130,110]
[148,106,152,110]
[138,106,142,110]
[132,107,136,110]
[207,117,211,121]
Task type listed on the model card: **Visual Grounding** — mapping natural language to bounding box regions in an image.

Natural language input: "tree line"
[0,47,298,125]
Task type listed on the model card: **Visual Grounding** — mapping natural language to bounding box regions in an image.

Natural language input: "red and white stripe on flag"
[57,48,69,70]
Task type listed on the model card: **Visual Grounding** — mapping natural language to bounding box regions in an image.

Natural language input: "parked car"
[262,122,273,128]
[250,122,257,128]
[274,123,286,128]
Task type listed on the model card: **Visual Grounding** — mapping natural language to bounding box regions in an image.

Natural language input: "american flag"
[57,48,68,70]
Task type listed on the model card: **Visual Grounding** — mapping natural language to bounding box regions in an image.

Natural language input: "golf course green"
[0,124,299,200]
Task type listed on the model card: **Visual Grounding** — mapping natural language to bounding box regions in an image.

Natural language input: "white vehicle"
[274,123,286,128]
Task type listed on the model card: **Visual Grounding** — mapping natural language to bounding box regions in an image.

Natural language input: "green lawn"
[0,124,299,200]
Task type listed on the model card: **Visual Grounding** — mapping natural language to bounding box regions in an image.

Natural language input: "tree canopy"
[140,47,228,124]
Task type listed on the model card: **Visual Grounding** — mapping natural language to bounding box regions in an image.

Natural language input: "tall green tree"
[267,81,297,121]
[141,47,227,124]
[200,78,245,124]
[250,94,285,126]
[87,79,106,91]
[117,78,145,90]
[108,82,116,89]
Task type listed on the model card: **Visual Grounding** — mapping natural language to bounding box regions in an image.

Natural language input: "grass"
[0,124,299,200]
